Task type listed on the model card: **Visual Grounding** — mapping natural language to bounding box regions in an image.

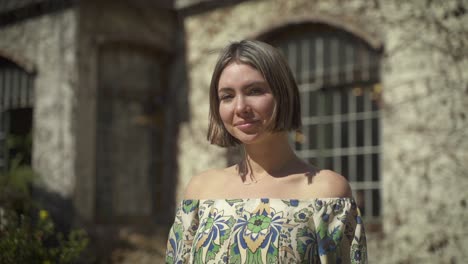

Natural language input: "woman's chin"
[235,133,272,145]
[228,127,274,145]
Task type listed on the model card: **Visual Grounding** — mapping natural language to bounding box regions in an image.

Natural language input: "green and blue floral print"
[166,198,367,263]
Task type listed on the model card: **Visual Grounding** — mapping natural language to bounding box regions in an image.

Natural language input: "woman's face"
[217,62,276,145]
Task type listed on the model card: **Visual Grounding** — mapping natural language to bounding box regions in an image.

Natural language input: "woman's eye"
[248,88,263,95]
[219,94,233,101]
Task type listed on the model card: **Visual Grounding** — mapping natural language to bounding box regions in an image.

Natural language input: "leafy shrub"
[0,135,89,263]
[0,208,88,264]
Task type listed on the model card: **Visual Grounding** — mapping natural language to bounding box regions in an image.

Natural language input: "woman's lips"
[234,120,259,131]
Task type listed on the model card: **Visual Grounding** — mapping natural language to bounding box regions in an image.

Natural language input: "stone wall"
[0,9,78,198]
[181,0,468,262]
[2,0,466,262]
[380,1,468,263]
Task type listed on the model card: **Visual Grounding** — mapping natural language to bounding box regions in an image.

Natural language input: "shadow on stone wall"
[31,185,75,233]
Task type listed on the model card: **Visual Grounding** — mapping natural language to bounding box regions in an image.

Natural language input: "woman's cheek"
[219,105,231,126]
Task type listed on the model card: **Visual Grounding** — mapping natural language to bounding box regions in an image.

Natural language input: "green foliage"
[0,209,89,264]
[0,135,89,263]
[0,155,35,214]
[0,134,36,218]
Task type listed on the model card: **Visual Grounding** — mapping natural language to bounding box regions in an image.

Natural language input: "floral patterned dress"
[166,198,367,264]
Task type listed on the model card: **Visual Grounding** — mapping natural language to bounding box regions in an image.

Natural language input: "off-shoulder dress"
[166,198,367,263]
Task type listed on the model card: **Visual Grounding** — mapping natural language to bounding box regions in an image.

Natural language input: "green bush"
[0,135,89,264]
[0,208,89,264]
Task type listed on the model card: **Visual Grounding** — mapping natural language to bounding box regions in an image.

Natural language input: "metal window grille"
[274,30,382,221]
[0,58,34,171]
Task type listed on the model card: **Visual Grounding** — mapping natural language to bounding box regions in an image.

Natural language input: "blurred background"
[0,0,466,263]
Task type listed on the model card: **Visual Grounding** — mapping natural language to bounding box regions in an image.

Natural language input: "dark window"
[0,58,34,171]
[95,44,170,224]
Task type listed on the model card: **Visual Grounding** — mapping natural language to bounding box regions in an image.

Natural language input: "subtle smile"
[234,120,260,131]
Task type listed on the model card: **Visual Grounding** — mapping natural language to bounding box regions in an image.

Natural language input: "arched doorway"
[95,43,171,225]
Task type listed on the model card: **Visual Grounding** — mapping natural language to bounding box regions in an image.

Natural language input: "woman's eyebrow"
[218,80,268,92]
[218,87,234,93]
[244,80,267,87]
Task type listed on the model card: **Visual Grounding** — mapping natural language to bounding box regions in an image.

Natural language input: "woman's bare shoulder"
[183,168,230,199]
[302,169,352,198]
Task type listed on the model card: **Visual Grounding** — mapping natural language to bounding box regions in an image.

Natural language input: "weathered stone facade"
[379,2,468,263]
[1,1,180,262]
[1,0,466,263]
[0,9,78,197]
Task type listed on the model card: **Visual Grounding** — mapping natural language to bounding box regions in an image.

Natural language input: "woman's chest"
[189,200,319,263]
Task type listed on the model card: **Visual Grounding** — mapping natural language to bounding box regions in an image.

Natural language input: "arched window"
[0,57,34,171]
[263,23,382,221]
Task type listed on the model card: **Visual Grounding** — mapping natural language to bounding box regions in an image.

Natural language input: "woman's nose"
[235,96,250,114]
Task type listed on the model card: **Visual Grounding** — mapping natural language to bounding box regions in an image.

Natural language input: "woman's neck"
[241,132,303,178]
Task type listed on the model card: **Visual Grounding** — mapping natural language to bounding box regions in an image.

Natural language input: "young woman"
[166,40,367,263]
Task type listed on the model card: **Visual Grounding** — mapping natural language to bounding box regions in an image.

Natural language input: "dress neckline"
[182,197,355,202]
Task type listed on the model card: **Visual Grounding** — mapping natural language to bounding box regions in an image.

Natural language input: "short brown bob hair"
[207,40,302,147]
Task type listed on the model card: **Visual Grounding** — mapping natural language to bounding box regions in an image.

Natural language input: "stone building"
[0,0,466,263]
